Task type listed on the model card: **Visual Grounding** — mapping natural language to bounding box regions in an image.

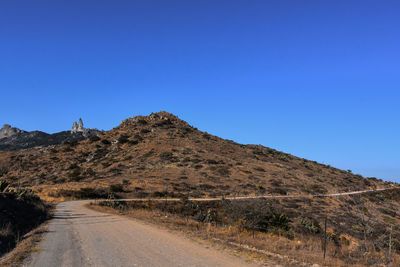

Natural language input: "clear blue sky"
[1,1,399,181]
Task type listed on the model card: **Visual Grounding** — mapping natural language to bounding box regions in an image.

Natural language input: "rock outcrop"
[71,118,85,133]
[0,124,26,139]
[71,118,101,138]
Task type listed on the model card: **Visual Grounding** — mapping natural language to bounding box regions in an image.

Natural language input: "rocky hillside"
[1,111,400,259]
[0,112,400,260]
[0,119,101,151]
[0,112,393,196]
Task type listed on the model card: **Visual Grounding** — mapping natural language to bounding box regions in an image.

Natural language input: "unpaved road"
[24,201,255,267]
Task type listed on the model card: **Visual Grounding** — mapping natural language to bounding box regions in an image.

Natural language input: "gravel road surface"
[24,200,254,267]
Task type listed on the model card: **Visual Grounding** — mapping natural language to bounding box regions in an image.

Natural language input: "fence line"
[100,186,400,202]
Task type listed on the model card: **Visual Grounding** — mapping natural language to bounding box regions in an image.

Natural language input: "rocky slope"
[1,111,400,257]
[0,112,393,195]
[1,111,399,264]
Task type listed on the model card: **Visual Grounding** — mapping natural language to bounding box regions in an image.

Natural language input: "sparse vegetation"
[95,194,400,266]
[0,181,52,258]
[101,139,111,145]
[47,187,111,199]
[1,111,400,266]
[89,135,100,143]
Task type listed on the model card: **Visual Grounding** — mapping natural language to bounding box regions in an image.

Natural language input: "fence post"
[323,216,327,260]
[389,225,393,259]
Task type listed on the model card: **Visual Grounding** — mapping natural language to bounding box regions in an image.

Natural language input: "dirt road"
[24,201,255,267]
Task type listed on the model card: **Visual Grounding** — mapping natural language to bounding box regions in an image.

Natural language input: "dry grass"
[0,222,48,267]
[1,111,400,265]
[90,200,400,267]
[1,112,392,201]
[0,190,53,261]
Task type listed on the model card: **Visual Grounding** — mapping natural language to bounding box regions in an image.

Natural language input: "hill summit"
[0,111,391,197]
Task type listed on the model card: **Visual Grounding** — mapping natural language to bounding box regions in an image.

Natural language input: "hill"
[0,111,391,196]
[1,111,400,265]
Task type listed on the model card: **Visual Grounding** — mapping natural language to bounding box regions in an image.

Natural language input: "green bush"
[301,218,321,234]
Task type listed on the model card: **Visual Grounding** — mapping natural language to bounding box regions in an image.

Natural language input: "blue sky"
[0,1,399,181]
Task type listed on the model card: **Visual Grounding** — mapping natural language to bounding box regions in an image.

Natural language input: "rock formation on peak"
[71,118,85,133]
[70,118,101,138]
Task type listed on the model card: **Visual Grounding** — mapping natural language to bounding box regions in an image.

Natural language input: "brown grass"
[0,222,49,267]
[90,200,400,267]
[1,112,392,201]
[0,190,53,261]
[1,111,400,265]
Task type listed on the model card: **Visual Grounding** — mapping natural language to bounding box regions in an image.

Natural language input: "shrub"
[133,134,143,141]
[140,128,151,134]
[270,187,287,195]
[64,140,78,147]
[89,135,101,142]
[109,184,124,193]
[83,168,96,177]
[154,119,173,128]
[152,191,168,198]
[68,168,81,181]
[214,166,231,177]
[0,193,50,257]
[62,146,74,152]
[301,218,321,234]
[49,187,109,199]
[303,183,327,194]
[160,152,173,160]
[101,139,111,145]
[67,163,79,170]
[271,213,291,231]
[0,163,8,177]
[117,134,129,144]
[206,159,219,165]
[202,133,211,140]
[254,166,265,172]
[256,184,265,191]
[128,139,139,145]
[137,119,148,125]
[227,199,275,232]
[0,180,9,192]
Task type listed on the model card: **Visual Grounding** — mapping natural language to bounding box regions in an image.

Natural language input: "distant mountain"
[0,119,101,151]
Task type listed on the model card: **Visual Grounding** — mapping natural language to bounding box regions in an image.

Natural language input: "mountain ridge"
[0,119,102,151]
